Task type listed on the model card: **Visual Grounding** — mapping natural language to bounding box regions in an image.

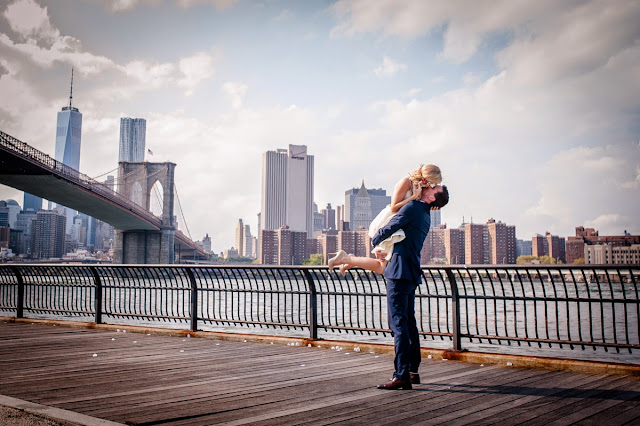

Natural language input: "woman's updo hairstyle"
[408,164,442,187]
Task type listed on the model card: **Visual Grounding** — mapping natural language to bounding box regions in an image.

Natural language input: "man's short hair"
[430,185,449,209]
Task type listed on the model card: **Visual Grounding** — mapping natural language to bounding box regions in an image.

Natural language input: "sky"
[0,0,639,253]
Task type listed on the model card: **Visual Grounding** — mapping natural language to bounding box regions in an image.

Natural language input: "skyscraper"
[235,219,245,256]
[260,145,314,237]
[344,182,390,231]
[23,193,42,212]
[119,118,147,162]
[54,69,82,233]
[32,210,66,259]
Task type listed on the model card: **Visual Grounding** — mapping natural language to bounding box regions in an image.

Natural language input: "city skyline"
[0,0,639,253]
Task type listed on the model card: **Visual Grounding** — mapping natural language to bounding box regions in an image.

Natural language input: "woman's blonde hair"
[408,164,442,186]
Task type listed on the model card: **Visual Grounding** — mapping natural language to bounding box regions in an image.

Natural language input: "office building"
[585,244,640,265]
[119,118,147,162]
[9,229,23,255]
[566,226,640,264]
[32,210,66,259]
[235,219,254,258]
[430,209,441,228]
[15,210,37,255]
[344,182,390,231]
[313,203,324,232]
[23,193,42,213]
[336,205,346,232]
[235,219,245,257]
[516,239,533,257]
[0,227,8,249]
[260,145,314,237]
[322,203,336,230]
[244,226,254,258]
[54,69,82,232]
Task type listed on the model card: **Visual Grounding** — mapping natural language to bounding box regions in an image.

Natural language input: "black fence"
[1,264,638,355]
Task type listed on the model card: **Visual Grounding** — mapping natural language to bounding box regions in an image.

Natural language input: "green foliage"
[516,255,538,264]
[516,255,559,265]
[301,254,324,265]
[573,258,585,264]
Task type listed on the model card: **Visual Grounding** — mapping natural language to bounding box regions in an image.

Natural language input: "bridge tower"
[113,162,176,264]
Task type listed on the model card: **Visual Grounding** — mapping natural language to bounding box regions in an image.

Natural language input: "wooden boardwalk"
[1,321,640,425]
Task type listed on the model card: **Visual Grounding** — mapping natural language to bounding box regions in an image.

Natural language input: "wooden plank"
[3,321,640,425]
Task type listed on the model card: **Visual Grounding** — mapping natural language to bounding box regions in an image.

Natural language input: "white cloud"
[176,0,239,10]
[332,0,640,67]
[110,0,141,12]
[3,0,59,44]
[273,9,293,22]
[374,56,406,78]
[222,82,248,109]
[177,51,216,96]
[0,29,113,74]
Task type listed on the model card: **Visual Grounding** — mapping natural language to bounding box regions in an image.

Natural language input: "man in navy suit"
[372,184,449,390]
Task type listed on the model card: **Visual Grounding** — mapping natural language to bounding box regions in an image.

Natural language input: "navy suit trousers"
[386,278,421,379]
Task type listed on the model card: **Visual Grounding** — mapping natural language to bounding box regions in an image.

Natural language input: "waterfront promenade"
[1,320,640,425]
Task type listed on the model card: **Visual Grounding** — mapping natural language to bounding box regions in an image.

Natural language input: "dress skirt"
[368,205,405,261]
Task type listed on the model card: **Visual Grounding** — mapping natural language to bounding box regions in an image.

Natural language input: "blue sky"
[1,0,639,253]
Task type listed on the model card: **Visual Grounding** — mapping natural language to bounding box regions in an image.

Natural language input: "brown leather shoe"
[377,377,412,390]
[409,373,420,384]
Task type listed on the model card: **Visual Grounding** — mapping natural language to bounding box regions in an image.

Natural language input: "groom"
[371,184,449,390]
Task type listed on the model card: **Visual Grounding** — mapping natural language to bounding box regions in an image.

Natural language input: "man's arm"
[371,202,416,246]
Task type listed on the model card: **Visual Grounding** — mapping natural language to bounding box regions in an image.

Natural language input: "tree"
[573,258,585,264]
[516,255,538,264]
[302,254,324,265]
[538,255,557,264]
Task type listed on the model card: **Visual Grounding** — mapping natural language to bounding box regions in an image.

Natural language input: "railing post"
[445,269,462,351]
[303,269,318,340]
[90,266,102,324]
[11,266,24,318]
[186,267,198,332]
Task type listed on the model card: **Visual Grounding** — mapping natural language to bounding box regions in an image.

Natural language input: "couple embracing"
[328,164,450,390]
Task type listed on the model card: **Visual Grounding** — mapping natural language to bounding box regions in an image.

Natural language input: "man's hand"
[430,206,440,211]
[411,182,422,200]
[375,251,387,260]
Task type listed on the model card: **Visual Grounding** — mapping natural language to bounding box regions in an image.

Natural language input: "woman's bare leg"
[341,256,385,275]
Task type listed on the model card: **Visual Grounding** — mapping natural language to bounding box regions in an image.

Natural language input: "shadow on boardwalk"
[1,320,640,425]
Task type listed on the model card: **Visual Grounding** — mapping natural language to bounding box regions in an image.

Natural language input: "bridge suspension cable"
[174,184,193,242]
[91,167,118,180]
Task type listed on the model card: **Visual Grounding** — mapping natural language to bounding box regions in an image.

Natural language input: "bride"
[328,164,442,276]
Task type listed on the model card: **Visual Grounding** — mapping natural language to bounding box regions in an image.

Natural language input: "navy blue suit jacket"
[371,200,431,283]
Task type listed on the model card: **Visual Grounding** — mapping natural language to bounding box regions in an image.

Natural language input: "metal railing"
[0,264,638,355]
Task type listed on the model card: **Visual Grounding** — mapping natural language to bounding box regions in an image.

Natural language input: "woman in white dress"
[328,164,442,276]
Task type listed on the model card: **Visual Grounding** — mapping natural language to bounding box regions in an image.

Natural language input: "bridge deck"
[1,321,640,425]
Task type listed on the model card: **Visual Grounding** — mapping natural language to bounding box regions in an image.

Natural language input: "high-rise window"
[119,118,147,163]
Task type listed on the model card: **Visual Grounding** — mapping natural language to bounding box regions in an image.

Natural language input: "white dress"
[368,186,413,261]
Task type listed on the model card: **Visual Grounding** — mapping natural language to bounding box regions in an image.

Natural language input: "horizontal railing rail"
[0,264,638,356]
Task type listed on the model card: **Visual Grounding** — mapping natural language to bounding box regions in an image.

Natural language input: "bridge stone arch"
[114,162,177,264]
